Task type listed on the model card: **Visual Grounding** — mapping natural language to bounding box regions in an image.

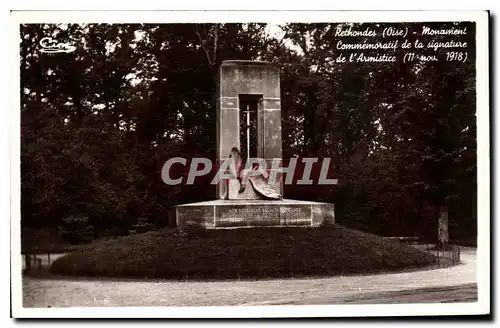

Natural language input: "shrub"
[59,215,94,244]
[128,217,155,235]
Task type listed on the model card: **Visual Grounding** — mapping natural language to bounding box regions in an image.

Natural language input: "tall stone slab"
[216,60,283,199]
[175,60,336,229]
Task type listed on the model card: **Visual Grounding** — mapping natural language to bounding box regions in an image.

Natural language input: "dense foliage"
[58,215,94,244]
[20,23,476,242]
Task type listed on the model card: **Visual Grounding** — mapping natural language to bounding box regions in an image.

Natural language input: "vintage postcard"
[10,10,490,318]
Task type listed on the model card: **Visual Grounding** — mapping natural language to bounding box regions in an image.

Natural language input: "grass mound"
[50,226,436,280]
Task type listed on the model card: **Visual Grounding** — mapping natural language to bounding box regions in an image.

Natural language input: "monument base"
[175,199,335,229]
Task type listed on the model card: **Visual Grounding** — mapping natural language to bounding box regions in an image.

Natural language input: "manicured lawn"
[50,225,436,280]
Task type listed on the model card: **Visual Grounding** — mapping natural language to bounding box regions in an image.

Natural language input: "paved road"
[294,284,477,305]
[22,249,476,307]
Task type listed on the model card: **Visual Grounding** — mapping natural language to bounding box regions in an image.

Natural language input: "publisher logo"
[39,37,76,54]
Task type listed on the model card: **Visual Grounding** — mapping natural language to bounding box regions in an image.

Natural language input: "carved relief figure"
[228,147,281,200]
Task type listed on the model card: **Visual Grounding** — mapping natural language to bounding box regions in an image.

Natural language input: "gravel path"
[22,249,476,307]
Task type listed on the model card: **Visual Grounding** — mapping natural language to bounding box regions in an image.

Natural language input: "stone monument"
[176,60,335,228]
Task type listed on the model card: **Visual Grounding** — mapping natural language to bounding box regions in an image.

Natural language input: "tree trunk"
[437,205,449,246]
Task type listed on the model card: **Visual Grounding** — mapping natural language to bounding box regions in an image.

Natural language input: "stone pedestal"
[176,199,335,229]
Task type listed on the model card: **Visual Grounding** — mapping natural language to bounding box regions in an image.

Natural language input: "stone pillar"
[216,60,283,199]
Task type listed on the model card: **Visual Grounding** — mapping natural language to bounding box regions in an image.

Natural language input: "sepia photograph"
[10,10,490,318]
